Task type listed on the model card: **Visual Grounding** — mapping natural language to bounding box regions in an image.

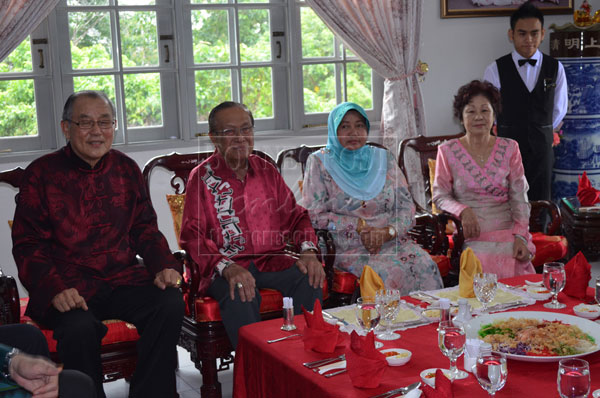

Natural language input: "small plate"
[573,304,600,319]
[380,348,412,366]
[421,307,458,322]
[525,279,543,287]
[592,389,600,398]
[420,368,451,387]
[526,286,552,301]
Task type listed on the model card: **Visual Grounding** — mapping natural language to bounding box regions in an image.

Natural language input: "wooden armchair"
[276,144,451,304]
[398,134,567,274]
[143,150,296,398]
[0,167,139,383]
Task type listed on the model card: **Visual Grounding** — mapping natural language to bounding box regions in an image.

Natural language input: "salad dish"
[464,311,600,362]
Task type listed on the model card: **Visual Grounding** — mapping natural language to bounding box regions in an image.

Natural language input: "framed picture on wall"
[441,0,574,18]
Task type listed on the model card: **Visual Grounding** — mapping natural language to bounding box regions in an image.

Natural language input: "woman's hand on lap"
[460,207,481,239]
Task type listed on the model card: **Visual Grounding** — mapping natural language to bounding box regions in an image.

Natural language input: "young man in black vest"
[483,2,567,201]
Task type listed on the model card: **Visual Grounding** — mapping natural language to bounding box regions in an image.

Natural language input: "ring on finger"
[236,282,243,289]
[175,278,182,287]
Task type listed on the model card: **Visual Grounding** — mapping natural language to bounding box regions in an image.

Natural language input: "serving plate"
[464,311,600,362]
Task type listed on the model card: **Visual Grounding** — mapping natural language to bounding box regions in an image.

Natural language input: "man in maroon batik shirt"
[11,90,184,398]
[180,101,325,348]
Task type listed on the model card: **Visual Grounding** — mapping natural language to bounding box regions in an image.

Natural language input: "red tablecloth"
[233,275,600,397]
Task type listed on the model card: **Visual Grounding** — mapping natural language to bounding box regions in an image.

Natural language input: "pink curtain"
[305,0,425,155]
[0,0,60,62]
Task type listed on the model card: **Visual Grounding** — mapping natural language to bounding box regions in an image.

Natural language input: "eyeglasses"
[67,119,115,130]
[213,126,254,137]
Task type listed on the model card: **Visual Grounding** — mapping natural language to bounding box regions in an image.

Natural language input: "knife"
[317,360,346,374]
[369,381,422,398]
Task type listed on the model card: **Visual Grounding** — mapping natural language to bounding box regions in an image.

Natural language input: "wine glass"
[473,353,508,396]
[473,273,498,313]
[557,358,590,398]
[355,297,381,335]
[438,320,468,380]
[375,289,401,340]
[543,262,567,309]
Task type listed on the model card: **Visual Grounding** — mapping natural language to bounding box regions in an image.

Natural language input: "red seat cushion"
[430,254,450,277]
[332,269,358,295]
[531,232,568,268]
[19,298,139,353]
[191,281,329,322]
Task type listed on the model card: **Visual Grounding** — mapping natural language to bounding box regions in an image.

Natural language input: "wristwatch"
[2,347,19,380]
[216,259,234,276]
[387,225,397,239]
[300,241,318,253]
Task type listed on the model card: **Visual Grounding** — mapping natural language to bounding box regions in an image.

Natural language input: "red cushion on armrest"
[19,298,139,353]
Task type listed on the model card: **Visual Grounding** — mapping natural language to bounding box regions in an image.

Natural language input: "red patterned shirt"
[179,151,317,296]
[12,144,181,321]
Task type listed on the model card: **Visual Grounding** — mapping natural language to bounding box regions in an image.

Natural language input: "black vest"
[495,53,559,201]
[496,53,558,151]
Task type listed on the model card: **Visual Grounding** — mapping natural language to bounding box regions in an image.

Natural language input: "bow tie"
[518,58,537,67]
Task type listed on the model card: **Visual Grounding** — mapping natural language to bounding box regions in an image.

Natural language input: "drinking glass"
[355,297,381,334]
[473,353,508,396]
[473,273,498,313]
[557,358,590,398]
[438,320,468,380]
[375,289,401,340]
[543,262,567,309]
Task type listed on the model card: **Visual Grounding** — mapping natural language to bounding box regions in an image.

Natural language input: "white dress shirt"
[483,50,568,129]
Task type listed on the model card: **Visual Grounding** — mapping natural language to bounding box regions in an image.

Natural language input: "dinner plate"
[464,311,600,362]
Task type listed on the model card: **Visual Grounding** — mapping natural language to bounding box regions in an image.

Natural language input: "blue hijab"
[315,102,387,201]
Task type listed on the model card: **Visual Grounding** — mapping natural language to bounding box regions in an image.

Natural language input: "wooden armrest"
[438,211,464,275]
[315,229,335,290]
[530,200,561,235]
[409,212,445,255]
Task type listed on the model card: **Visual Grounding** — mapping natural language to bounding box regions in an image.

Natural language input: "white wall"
[1,2,596,297]
[420,0,599,135]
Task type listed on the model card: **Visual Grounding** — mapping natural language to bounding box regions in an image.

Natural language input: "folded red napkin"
[422,369,453,398]
[301,299,345,353]
[563,251,591,299]
[344,331,387,388]
[577,172,600,206]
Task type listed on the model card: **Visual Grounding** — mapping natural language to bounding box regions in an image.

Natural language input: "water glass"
[595,276,600,305]
[355,297,381,334]
[473,273,498,313]
[558,358,590,398]
[473,353,508,396]
[543,262,567,309]
[375,289,401,340]
[438,320,468,380]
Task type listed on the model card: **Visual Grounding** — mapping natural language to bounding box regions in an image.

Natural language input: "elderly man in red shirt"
[180,101,325,348]
[12,90,184,398]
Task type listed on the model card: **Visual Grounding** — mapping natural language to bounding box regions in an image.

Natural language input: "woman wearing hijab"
[301,102,443,294]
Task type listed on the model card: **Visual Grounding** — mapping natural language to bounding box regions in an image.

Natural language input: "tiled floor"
[103,347,234,398]
[103,261,600,398]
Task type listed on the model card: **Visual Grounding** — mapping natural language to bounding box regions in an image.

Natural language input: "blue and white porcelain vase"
[552,57,600,202]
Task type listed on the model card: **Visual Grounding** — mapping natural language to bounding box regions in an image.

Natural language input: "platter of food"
[464,311,600,362]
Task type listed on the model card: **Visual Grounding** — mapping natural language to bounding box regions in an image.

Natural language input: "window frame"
[0,0,383,158]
